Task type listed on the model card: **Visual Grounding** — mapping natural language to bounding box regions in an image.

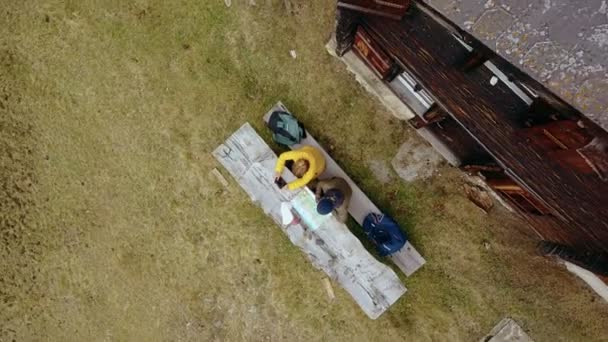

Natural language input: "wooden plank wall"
[358,6,608,254]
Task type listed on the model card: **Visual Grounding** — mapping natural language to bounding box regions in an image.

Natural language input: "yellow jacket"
[275,146,326,190]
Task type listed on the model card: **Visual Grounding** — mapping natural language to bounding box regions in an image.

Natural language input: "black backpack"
[362,213,408,257]
[268,111,306,147]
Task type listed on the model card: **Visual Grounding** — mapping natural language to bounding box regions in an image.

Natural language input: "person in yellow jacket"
[274,145,326,190]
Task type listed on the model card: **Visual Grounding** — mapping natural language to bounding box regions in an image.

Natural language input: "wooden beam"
[462,164,503,174]
[459,49,490,72]
[407,104,447,129]
[408,115,426,129]
[578,138,608,181]
[521,120,593,151]
[527,97,555,120]
[539,241,608,276]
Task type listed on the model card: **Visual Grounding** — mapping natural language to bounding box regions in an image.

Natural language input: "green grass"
[1,0,608,341]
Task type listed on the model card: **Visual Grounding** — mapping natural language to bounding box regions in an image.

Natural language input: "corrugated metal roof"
[426,0,608,131]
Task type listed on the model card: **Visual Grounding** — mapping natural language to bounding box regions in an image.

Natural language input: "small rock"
[464,183,494,212]
[483,240,491,250]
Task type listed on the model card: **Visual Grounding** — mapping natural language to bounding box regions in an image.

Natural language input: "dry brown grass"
[1,0,607,341]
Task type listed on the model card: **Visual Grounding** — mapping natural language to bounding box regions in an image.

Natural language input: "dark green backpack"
[268,111,306,147]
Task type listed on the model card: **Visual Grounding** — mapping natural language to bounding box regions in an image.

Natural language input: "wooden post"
[522,120,593,151]
[264,102,426,277]
[407,104,448,129]
[336,8,359,57]
[422,103,448,124]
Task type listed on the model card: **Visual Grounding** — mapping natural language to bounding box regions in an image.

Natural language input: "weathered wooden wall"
[341,6,608,254]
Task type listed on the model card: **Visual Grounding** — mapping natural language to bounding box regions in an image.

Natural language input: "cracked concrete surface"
[426,0,608,131]
[391,138,444,182]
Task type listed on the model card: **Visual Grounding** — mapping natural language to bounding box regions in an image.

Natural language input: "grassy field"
[1,0,607,341]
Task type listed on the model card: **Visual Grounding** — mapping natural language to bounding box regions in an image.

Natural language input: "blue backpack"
[362,213,407,256]
[268,111,306,147]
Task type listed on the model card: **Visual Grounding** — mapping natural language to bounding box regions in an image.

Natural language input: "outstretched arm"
[287,169,315,190]
[275,151,298,175]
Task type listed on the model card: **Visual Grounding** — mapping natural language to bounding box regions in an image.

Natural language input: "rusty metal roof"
[426,0,608,131]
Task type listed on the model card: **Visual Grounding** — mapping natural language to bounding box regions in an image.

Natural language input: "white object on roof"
[264,102,426,276]
[213,123,406,319]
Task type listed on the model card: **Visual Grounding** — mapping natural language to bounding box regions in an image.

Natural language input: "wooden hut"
[334,0,608,278]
